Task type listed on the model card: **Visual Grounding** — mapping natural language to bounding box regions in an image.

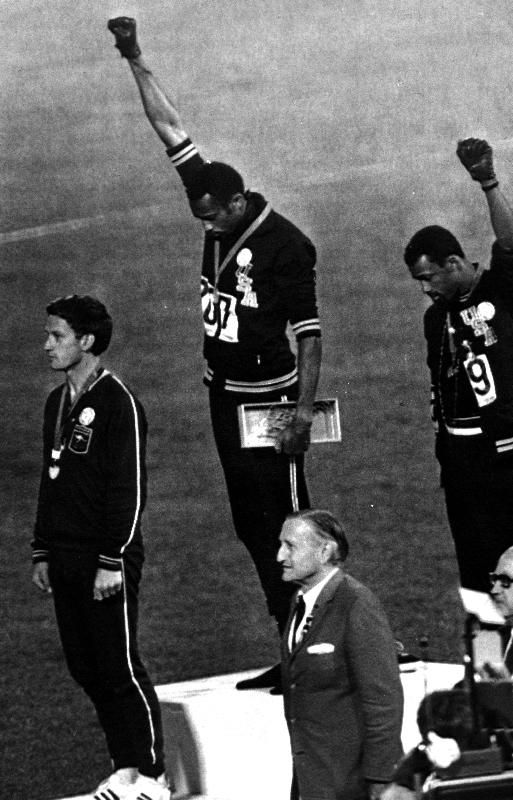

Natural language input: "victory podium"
[55,662,465,800]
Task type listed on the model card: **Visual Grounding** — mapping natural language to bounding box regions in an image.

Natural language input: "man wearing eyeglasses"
[483,548,513,679]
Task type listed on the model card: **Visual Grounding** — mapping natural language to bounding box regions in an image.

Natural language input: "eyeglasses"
[489,573,513,589]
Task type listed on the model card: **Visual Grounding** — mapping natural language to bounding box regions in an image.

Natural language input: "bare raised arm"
[128,56,189,149]
[108,17,188,149]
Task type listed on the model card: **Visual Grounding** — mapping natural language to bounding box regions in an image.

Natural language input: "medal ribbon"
[49,368,101,477]
[213,202,272,294]
[446,312,456,361]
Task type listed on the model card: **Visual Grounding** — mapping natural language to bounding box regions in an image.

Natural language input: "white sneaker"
[91,767,139,800]
[124,773,171,800]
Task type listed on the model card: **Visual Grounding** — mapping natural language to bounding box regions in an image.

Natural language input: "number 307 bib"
[463,353,497,407]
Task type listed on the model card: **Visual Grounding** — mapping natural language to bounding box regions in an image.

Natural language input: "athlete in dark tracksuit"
[425,242,513,592]
[405,137,513,594]
[32,296,167,797]
[167,137,320,629]
[107,19,322,651]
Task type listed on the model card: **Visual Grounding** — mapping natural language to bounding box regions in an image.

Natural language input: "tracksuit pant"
[439,433,513,593]
[48,543,165,778]
[209,384,310,633]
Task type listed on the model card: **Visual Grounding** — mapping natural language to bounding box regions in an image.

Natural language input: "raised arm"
[456,138,513,250]
[484,184,513,251]
[108,17,188,149]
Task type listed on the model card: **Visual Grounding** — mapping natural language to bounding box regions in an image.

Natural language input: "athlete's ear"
[229,193,246,214]
[444,255,464,271]
[80,333,96,353]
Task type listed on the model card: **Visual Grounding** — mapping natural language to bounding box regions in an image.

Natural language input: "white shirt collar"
[299,567,340,617]
[288,568,340,651]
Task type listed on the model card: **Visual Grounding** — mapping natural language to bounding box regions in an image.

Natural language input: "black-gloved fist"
[275,418,312,455]
[108,17,141,59]
[456,138,496,184]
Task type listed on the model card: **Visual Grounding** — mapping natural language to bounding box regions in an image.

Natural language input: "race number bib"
[463,352,496,407]
[201,279,239,342]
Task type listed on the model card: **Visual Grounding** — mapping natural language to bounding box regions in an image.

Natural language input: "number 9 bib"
[463,353,497,407]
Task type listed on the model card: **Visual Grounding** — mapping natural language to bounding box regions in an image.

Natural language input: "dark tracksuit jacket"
[32,368,165,777]
[424,242,513,591]
[165,138,321,628]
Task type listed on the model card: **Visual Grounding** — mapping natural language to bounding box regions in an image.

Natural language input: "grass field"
[3,0,513,797]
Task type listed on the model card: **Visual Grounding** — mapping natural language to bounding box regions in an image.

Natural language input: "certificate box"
[238,398,341,449]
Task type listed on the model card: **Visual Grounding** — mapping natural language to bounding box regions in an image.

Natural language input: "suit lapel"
[289,570,345,658]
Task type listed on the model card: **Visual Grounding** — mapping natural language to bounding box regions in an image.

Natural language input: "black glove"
[456,138,496,185]
[108,17,141,59]
[275,418,311,455]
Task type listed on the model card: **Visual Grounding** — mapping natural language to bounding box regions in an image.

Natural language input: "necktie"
[292,595,306,646]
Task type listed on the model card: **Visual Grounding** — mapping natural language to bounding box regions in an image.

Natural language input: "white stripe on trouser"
[289,456,299,512]
[111,379,156,761]
[121,562,157,765]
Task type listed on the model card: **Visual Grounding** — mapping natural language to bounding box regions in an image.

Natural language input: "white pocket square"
[307,643,334,654]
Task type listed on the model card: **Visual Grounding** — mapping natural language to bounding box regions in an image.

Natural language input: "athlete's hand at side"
[94,568,123,601]
[275,419,311,455]
[32,562,52,593]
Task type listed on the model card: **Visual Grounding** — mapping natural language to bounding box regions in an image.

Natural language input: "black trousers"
[439,434,513,593]
[209,385,310,632]
[48,544,165,778]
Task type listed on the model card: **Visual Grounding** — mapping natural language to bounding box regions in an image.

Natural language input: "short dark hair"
[186,161,245,206]
[46,295,112,355]
[417,690,474,748]
[288,509,349,563]
[404,225,465,268]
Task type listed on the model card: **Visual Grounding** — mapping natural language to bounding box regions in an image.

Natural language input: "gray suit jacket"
[281,570,403,800]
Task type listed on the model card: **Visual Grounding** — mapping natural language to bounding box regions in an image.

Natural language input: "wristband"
[481,180,499,193]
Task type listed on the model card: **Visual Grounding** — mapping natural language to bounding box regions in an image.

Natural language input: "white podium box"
[55,662,465,800]
[157,663,465,800]
[156,669,292,800]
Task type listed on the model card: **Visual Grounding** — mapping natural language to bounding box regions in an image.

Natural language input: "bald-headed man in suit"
[482,546,513,678]
[277,510,403,800]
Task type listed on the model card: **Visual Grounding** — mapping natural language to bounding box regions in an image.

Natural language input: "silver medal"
[49,447,62,479]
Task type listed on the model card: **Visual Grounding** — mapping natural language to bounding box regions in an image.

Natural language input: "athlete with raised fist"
[404,138,513,592]
[107,17,322,691]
